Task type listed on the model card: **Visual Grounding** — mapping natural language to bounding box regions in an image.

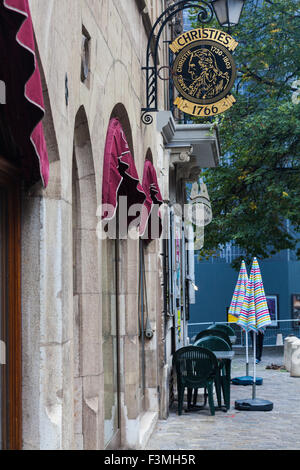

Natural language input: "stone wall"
[21,0,166,450]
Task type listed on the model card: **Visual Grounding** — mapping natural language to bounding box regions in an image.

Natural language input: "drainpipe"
[139,239,146,397]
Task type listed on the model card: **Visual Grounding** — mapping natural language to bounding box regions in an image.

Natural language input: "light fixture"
[186,275,199,292]
[191,282,199,292]
[211,0,245,29]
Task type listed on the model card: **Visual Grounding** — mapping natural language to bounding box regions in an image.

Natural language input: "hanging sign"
[170,28,238,118]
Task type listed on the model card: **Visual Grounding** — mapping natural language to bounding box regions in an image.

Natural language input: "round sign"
[173,40,237,106]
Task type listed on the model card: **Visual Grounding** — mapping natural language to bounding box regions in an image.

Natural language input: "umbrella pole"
[245,330,249,376]
[252,332,256,399]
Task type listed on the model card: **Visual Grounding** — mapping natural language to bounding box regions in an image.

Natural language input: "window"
[81,26,91,86]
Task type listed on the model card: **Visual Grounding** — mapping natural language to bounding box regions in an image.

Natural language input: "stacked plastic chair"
[208,323,235,338]
[173,346,219,416]
[194,328,233,349]
[194,336,231,410]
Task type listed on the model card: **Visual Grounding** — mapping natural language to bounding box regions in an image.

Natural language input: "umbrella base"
[235,398,273,412]
[232,376,263,386]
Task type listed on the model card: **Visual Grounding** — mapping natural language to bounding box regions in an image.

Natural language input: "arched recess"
[139,147,155,415]
[102,105,141,449]
[110,103,134,159]
[140,148,160,417]
[72,106,102,450]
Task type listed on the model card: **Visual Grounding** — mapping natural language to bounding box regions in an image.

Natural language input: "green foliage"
[191,0,300,269]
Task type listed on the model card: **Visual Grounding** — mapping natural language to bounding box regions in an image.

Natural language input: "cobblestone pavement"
[146,348,300,450]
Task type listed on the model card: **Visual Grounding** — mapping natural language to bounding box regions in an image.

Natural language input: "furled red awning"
[0,0,49,186]
[140,159,163,242]
[102,118,146,230]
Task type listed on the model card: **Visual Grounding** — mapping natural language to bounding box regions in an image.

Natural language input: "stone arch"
[36,48,59,165]
[72,106,103,450]
[33,47,61,197]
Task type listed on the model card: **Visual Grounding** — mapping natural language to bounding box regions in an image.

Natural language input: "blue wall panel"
[190,256,299,326]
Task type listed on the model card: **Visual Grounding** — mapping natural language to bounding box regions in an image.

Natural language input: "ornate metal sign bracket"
[141,0,214,125]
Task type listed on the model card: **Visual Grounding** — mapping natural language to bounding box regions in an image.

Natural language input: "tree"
[191,0,300,269]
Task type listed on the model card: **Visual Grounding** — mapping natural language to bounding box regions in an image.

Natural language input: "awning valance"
[102,118,146,228]
[0,0,49,186]
[140,159,163,242]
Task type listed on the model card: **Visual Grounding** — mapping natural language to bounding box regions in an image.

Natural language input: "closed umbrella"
[235,258,273,411]
[228,261,248,365]
[228,261,253,382]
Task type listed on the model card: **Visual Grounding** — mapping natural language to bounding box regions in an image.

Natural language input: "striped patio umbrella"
[237,260,257,333]
[238,257,271,332]
[236,258,271,380]
[235,258,273,411]
[251,257,272,331]
[228,261,252,379]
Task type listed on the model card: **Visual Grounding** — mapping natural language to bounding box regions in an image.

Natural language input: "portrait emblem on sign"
[170,28,239,117]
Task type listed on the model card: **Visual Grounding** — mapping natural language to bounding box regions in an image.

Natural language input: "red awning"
[0,0,49,186]
[140,159,163,241]
[102,118,146,228]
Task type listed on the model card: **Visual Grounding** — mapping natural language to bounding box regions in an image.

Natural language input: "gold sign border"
[174,95,236,117]
[170,28,239,54]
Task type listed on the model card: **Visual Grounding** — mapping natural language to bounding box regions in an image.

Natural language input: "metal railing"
[188,319,300,347]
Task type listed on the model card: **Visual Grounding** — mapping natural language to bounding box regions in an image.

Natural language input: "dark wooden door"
[0,157,21,450]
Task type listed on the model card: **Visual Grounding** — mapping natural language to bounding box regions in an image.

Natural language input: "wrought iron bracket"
[141,0,214,125]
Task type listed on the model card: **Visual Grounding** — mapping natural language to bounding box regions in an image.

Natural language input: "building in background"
[189,236,300,345]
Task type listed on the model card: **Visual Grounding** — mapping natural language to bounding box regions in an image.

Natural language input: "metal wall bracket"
[141,0,214,125]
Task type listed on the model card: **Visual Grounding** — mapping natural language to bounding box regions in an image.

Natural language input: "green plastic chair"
[208,323,235,337]
[194,336,231,410]
[173,346,219,416]
[194,328,232,349]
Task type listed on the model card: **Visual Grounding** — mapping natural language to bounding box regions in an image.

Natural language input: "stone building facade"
[0,0,171,450]
[0,0,220,450]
